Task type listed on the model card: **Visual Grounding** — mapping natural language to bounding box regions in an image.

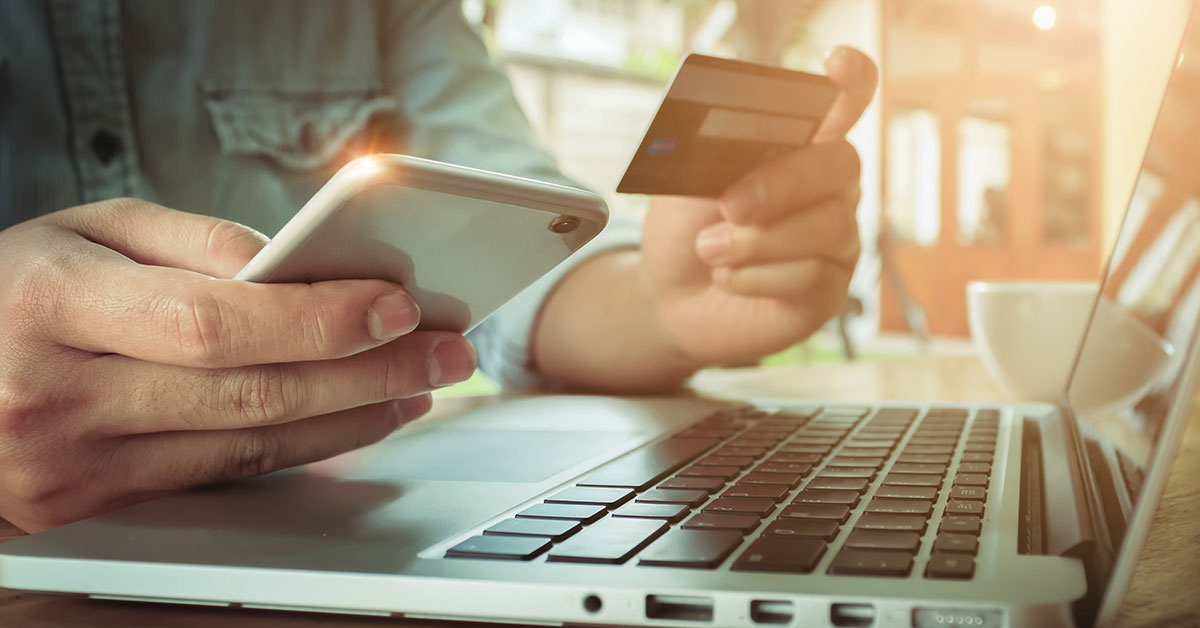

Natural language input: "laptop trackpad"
[375,428,640,483]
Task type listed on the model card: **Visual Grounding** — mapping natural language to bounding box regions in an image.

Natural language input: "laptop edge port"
[645,595,714,622]
[831,603,876,627]
[750,600,795,625]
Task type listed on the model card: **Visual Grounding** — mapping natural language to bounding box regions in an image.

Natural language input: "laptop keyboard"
[445,404,999,580]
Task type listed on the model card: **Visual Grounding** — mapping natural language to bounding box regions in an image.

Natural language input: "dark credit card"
[616,54,837,197]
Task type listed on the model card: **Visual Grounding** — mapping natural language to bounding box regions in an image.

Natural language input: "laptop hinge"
[1033,410,1113,626]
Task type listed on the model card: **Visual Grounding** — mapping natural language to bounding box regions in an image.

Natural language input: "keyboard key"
[856,428,906,438]
[934,533,979,554]
[791,436,840,445]
[829,548,913,576]
[658,476,725,492]
[578,437,719,490]
[703,497,776,517]
[874,485,938,500]
[939,516,982,535]
[733,537,827,573]
[678,465,740,480]
[613,502,690,522]
[964,442,995,452]
[828,456,885,468]
[823,405,871,416]
[677,427,739,439]
[866,498,933,516]
[884,473,941,487]
[949,486,987,501]
[638,488,708,506]
[844,529,921,552]
[817,467,876,479]
[926,409,968,419]
[904,445,955,455]
[741,471,804,487]
[781,503,851,522]
[844,439,896,449]
[944,500,984,517]
[545,486,634,506]
[906,440,959,449]
[698,455,756,469]
[926,554,975,579]
[446,535,551,560]
[768,452,821,464]
[547,518,667,564]
[807,476,870,491]
[764,519,840,540]
[962,452,994,463]
[484,518,580,540]
[682,513,760,533]
[714,446,768,458]
[723,484,789,501]
[793,489,859,505]
[778,444,832,455]
[897,454,951,464]
[855,513,927,533]
[754,463,813,475]
[839,447,891,458]
[958,462,992,474]
[728,437,779,448]
[890,463,947,475]
[517,503,606,523]
[955,473,990,487]
[638,529,744,568]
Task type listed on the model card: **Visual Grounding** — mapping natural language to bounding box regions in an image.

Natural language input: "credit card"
[616,54,837,197]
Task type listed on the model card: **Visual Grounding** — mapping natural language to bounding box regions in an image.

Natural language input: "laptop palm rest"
[0,396,718,577]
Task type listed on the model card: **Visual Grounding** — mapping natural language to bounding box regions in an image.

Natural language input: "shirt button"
[89,129,122,164]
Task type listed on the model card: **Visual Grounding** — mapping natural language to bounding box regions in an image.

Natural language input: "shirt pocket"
[201,84,397,171]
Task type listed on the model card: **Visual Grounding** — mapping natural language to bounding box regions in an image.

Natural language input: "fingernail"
[696,223,732,262]
[428,340,478,387]
[368,291,420,341]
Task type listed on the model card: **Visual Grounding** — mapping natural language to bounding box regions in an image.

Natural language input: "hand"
[0,199,477,532]
[640,46,878,365]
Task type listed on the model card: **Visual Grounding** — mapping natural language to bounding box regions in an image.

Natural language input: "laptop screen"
[1066,0,1199,581]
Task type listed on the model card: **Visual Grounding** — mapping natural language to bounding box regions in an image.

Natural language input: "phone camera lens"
[549,216,580,234]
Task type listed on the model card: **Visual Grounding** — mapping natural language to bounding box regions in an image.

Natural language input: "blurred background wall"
[458,0,1193,364]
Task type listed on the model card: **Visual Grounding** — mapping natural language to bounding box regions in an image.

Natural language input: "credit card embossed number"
[617,54,838,198]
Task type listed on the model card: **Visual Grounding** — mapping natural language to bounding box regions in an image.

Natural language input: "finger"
[87,333,475,434]
[42,250,421,367]
[53,198,270,278]
[696,189,861,268]
[115,400,411,492]
[712,258,853,310]
[718,139,860,225]
[813,45,879,143]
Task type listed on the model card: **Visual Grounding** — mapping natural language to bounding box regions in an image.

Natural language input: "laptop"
[2,10,1199,628]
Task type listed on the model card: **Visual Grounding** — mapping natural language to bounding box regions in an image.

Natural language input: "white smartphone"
[235,154,609,333]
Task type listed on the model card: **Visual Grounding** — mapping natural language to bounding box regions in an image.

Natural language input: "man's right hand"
[0,199,477,532]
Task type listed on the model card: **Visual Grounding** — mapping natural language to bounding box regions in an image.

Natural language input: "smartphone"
[235,154,609,333]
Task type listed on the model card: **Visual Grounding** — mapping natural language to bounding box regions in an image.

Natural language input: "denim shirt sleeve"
[377,3,643,390]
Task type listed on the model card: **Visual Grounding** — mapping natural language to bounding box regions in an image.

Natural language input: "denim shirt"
[0,0,637,389]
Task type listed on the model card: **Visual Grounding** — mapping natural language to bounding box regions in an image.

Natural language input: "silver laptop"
[3,11,1200,628]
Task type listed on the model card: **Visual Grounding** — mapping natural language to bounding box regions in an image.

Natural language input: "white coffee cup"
[966,280,1098,404]
[966,280,1174,412]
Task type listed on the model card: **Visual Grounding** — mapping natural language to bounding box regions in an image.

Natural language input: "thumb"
[812,45,879,143]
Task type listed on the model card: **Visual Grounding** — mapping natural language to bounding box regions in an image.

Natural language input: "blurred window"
[956,116,1010,246]
[886,108,941,246]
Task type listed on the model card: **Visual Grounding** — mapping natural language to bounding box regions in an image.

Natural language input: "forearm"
[531,249,701,393]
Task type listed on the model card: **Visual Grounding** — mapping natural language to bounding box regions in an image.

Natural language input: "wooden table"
[1,355,1197,627]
